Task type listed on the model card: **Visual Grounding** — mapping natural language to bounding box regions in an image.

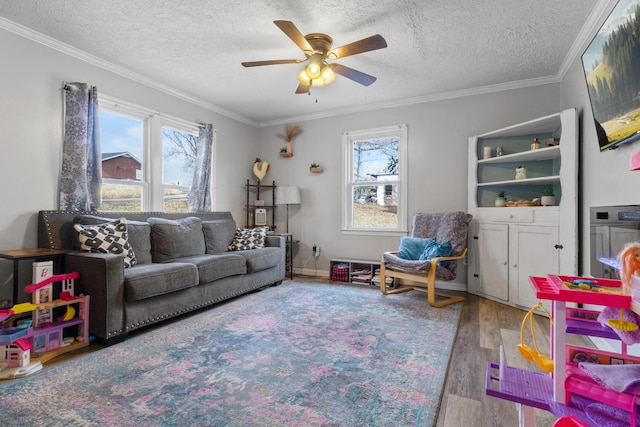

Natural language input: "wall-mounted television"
[581,0,640,152]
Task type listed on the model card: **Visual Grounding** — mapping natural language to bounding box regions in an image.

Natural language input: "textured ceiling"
[0,0,603,125]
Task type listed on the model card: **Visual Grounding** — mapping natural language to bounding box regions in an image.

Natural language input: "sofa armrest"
[265,235,286,250]
[65,252,126,343]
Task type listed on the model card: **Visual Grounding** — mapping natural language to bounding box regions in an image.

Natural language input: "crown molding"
[258,75,560,127]
[557,0,618,81]
[0,16,258,127]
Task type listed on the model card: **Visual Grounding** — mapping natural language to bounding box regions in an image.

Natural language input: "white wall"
[254,85,561,280]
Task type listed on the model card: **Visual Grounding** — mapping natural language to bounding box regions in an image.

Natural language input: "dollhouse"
[0,271,89,378]
[486,274,640,426]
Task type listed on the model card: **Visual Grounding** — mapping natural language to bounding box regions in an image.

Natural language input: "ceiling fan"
[241,20,387,94]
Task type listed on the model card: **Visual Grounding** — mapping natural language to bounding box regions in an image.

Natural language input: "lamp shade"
[276,186,301,205]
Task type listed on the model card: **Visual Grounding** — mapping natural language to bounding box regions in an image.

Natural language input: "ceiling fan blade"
[295,82,310,94]
[330,63,377,86]
[274,20,314,54]
[242,59,303,67]
[328,34,387,59]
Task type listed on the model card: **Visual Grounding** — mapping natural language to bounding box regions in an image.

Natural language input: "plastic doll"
[618,242,640,295]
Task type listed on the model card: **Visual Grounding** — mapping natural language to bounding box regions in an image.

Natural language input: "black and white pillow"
[228,227,268,251]
[73,218,137,268]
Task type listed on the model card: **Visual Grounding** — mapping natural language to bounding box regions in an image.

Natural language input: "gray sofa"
[37,210,285,345]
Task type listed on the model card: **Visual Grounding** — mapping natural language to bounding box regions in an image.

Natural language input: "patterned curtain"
[59,82,102,210]
[188,123,214,212]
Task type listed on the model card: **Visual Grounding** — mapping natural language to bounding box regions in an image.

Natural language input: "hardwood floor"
[38,276,596,426]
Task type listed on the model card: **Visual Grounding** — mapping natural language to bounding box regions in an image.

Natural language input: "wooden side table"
[276,234,296,280]
[0,248,66,307]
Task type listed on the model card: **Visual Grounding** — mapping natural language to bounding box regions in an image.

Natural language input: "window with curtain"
[342,124,408,235]
[98,95,208,212]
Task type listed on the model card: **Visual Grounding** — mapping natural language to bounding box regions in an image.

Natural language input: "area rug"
[0,282,462,426]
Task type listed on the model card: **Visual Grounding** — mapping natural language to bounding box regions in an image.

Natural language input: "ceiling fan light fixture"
[306,55,323,79]
[297,62,336,88]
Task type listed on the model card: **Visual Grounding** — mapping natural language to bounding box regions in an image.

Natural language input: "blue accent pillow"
[397,237,435,260]
[420,240,453,266]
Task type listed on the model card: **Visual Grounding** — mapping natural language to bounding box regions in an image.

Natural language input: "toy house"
[0,271,89,378]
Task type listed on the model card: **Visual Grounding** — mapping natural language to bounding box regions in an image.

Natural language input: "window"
[99,95,207,212]
[162,124,198,212]
[342,124,407,235]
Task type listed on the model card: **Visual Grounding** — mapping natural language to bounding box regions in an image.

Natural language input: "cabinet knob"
[513,263,517,268]
[554,244,563,250]
[504,261,508,266]
[509,214,514,219]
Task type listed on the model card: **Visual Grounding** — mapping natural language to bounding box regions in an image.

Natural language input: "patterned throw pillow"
[73,218,137,268]
[228,227,269,251]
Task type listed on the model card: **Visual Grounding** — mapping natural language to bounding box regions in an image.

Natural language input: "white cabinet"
[469,221,509,301]
[509,224,559,309]
[467,109,577,310]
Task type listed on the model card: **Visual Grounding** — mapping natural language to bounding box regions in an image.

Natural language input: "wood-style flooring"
[39,276,596,426]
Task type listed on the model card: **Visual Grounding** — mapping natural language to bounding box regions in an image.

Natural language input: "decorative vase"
[495,197,507,207]
[286,140,293,155]
[310,167,323,173]
[515,167,526,180]
[541,195,556,206]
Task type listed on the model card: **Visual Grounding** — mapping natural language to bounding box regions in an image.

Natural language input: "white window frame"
[99,94,213,212]
[342,124,408,235]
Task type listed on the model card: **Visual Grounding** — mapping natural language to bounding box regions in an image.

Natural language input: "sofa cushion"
[124,262,198,302]
[202,219,237,254]
[232,247,282,273]
[228,227,269,251]
[74,214,152,265]
[148,217,206,262]
[169,253,246,284]
[73,218,137,268]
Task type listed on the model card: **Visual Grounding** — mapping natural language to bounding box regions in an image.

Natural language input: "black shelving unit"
[245,179,276,230]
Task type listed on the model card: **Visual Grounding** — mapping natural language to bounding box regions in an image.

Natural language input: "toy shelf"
[1,272,90,376]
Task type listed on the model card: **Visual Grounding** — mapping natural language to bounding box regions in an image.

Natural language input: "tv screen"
[581,0,640,151]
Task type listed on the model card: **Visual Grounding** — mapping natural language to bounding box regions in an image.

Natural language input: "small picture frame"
[611,357,624,365]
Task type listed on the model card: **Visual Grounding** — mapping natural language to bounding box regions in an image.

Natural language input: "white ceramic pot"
[541,195,556,206]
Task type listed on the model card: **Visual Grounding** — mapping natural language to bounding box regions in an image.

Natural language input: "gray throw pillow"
[148,217,205,262]
[202,220,236,254]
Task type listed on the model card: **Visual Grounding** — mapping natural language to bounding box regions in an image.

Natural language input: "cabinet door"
[510,224,559,309]
[470,222,509,301]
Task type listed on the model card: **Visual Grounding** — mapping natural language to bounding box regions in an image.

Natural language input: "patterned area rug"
[0,282,462,426]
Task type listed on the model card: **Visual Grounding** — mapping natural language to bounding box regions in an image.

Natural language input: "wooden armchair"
[380,211,472,307]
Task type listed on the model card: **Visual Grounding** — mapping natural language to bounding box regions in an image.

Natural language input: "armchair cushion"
[382,252,456,280]
[397,236,435,260]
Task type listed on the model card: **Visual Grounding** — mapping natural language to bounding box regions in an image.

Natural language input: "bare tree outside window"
[343,125,407,233]
[162,127,198,212]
